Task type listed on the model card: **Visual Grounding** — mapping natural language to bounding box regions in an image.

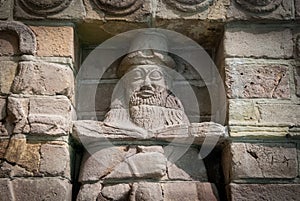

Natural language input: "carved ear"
[0,21,36,55]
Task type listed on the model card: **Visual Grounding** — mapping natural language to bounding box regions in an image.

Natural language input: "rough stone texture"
[101,184,131,200]
[225,59,290,99]
[0,0,12,19]
[0,138,9,158]
[106,152,167,179]
[12,61,74,99]
[0,179,14,200]
[40,142,70,178]
[0,160,33,177]
[224,28,293,58]
[76,182,102,201]
[166,147,207,181]
[0,97,6,121]
[0,21,36,55]
[7,95,72,135]
[162,182,218,201]
[30,26,74,59]
[0,31,20,56]
[230,183,300,201]
[295,66,300,97]
[296,0,300,19]
[229,99,300,127]
[0,61,18,95]
[79,146,127,182]
[227,0,293,20]
[14,0,85,20]
[12,178,71,201]
[130,182,163,201]
[224,143,298,182]
[4,135,41,173]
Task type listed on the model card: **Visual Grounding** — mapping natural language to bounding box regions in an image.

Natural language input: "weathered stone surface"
[230,183,300,201]
[0,0,12,19]
[227,0,292,20]
[224,143,297,182]
[224,28,293,58]
[0,31,19,56]
[162,182,218,201]
[4,135,41,172]
[166,147,207,181]
[0,160,33,177]
[77,182,102,201]
[92,0,143,16]
[79,146,127,182]
[14,0,85,20]
[12,178,71,201]
[229,99,300,127]
[295,66,300,97]
[164,0,214,12]
[0,138,9,158]
[225,59,290,98]
[130,182,163,201]
[40,142,70,178]
[12,61,74,98]
[0,21,36,55]
[0,98,6,120]
[30,26,74,59]
[101,184,131,200]
[0,61,18,95]
[137,146,164,154]
[0,179,14,200]
[7,96,29,133]
[106,152,167,179]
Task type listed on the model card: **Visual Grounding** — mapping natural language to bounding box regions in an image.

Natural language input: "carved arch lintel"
[92,0,143,16]
[235,0,282,13]
[164,0,215,12]
[0,21,36,55]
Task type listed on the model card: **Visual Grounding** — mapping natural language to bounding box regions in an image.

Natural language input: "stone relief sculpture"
[164,0,215,12]
[74,31,224,201]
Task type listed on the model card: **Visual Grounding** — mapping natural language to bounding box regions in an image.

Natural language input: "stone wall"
[0,0,299,200]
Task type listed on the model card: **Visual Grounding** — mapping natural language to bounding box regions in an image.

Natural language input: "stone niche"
[74,27,226,201]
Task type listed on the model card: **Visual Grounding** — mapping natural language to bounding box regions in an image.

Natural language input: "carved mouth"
[138,90,155,98]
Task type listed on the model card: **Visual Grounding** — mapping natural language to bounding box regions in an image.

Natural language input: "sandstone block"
[295,66,300,97]
[40,142,70,178]
[30,26,74,59]
[77,182,102,201]
[12,178,71,201]
[229,99,300,127]
[0,98,6,120]
[106,152,167,179]
[130,182,163,201]
[224,143,297,182]
[227,0,293,21]
[0,61,18,94]
[230,183,300,201]
[224,28,293,58]
[162,182,218,201]
[4,135,41,172]
[0,138,9,159]
[0,179,14,200]
[7,95,72,135]
[225,59,290,98]
[12,61,74,99]
[101,184,131,201]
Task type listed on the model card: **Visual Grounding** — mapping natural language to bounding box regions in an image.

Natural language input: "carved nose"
[140,85,153,91]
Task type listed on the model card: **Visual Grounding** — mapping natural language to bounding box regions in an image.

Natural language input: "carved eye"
[149,70,163,81]
[131,69,144,80]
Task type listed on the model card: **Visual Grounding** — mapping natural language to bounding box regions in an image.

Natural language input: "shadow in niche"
[204,144,228,201]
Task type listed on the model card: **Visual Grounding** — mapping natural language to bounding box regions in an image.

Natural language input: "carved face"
[123,65,168,103]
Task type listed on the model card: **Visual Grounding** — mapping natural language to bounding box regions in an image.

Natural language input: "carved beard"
[129,85,186,130]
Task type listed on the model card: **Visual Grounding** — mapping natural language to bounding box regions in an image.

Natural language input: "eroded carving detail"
[235,0,282,13]
[92,0,143,16]
[164,0,214,12]
[0,21,36,55]
[17,0,72,16]
[0,0,7,7]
